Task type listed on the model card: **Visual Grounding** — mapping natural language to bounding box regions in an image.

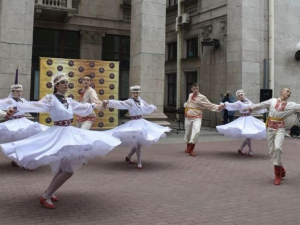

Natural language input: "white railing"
[36,0,73,9]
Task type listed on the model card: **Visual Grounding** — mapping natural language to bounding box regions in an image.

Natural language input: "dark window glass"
[31,28,80,100]
[186,72,197,98]
[168,73,177,107]
[169,0,178,7]
[187,38,198,58]
[168,42,177,61]
[102,35,130,100]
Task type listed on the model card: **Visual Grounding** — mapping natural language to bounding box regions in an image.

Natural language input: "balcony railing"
[35,0,78,22]
[36,0,73,9]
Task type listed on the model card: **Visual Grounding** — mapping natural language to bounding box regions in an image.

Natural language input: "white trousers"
[267,128,285,166]
[184,117,202,144]
[77,121,93,130]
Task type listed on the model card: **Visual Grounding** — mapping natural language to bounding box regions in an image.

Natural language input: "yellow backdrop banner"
[39,57,119,130]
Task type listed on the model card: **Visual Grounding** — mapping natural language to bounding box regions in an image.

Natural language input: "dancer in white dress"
[0,83,48,144]
[0,81,48,167]
[103,85,171,169]
[216,90,266,156]
[0,72,121,209]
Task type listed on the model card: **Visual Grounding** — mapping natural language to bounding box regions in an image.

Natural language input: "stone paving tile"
[1,138,300,225]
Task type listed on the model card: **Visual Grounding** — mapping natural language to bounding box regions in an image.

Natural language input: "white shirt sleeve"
[108,99,133,110]
[69,98,94,117]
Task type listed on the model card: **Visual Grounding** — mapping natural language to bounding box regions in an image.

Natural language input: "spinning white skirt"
[0,118,48,144]
[104,119,171,147]
[0,126,121,172]
[216,116,266,140]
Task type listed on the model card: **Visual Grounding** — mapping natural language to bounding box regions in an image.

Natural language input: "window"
[187,38,198,58]
[169,0,178,7]
[184,0,198,15]
[123,7,131,21]
[31,28,80,100]
[168,42,177,61]
[168,74,177,106]
[186,72,197,98]
[123,0,131,5]
[102,35,130,100]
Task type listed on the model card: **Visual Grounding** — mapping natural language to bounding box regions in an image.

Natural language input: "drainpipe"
[176,1,182,116]
[269,0,275,97]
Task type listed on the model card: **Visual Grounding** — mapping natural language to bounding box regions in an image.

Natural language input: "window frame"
[168,42,177,61]
[168,0,178,7]
[186,37,198,58]
[167,73,177,107]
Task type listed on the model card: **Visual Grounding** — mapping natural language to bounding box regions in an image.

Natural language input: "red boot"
[189,144,196,157]
[40,197,55,209]
[282,166,286,178]
[185,144,191,153]
[274,165,283,185]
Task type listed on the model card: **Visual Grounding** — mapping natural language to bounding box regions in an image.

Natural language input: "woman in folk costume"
[103,85,171,170]
[216,89,267,156]
[0,72,48,167]
[0,72,121,209]
[77,74,104,130]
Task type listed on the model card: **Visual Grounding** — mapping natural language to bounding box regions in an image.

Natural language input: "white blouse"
[225,98,266,114]
[0,98,28,116]
[108,98,156,116]
[14,94,93,121]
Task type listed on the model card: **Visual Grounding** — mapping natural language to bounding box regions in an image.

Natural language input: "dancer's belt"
[184,107,201,115]
[8,115,24,120]
[266,116,285,129]
[240,113,250,117]
[54,119,73,126]
[184,107,203,119]
[131,115,142,120]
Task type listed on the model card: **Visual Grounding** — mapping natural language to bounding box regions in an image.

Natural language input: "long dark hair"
[53,85,58,94]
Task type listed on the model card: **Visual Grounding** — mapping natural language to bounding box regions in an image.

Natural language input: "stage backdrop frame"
[39,57,119,130]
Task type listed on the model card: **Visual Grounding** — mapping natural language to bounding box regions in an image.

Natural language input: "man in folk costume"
[245,87,300,185]
[184,83,224,157]
[77,74,106,130]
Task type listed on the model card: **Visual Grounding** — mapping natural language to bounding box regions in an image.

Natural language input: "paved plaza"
[1,129,300,225]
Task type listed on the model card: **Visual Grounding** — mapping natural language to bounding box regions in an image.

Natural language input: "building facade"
[0,0,300,127]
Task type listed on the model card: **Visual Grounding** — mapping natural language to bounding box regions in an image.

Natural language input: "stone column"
[80,30,105,60]
[130,0,169,125]
[227,0,268,103]
[0,0,35,99]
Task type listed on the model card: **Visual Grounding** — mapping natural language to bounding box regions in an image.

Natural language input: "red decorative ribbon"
[9,115,24,120]
[54,119,73,126]
[131,115,142,120]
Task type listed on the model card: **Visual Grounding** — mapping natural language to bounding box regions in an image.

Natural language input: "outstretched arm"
[0,98,13,110]
[69,98,94,117]
[224,101,241,111]
[246,99,272,113]
[90,89,105,110]
[200,96,223,112]
[140,99,156,114]
[105,99,133,110]
[15,95,52,113]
